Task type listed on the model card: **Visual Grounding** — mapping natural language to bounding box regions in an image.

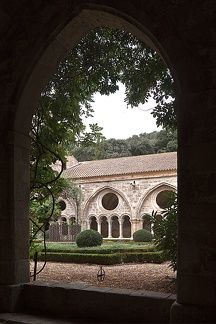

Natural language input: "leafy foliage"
[76,229,103,247]
[38,251,164,265]
[29,218,44,260]
[150,191,178,271]
[30,197,61,224]
[133,229,153,242]
[37,242,163,264]
[71,129,177,161]
[41,243,154,253]
[72,27,175,130]
[61,181,83,224]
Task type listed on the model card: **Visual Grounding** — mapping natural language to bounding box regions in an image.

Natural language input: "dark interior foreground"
[0,1,216,322]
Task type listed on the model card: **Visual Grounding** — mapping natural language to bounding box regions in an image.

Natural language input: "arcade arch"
[122,215,131,238]
[81,186,133,239]
[100,216,108,238]
[89,215,98,231]
[137,183,177,232]
[137,183,177,218]
[57,197,78,224]
[89,210,132,239]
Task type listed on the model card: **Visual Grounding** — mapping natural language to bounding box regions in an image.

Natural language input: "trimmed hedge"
[133,229,153,242]
[42,247,156,254]
[76,229,103,247]
[38,251,165,265]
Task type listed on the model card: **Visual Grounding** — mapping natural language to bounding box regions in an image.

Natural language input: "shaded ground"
[32,261,176,294]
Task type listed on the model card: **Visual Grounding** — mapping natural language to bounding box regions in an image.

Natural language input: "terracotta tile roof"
[62,152,177,180]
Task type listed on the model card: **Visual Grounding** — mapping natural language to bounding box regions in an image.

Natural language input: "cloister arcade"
[57,160,177,240]
[89,214,131,238]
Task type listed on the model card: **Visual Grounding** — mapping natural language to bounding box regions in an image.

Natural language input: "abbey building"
[57,152,177,239]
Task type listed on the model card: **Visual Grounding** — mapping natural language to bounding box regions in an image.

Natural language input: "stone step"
[0,313,89,323]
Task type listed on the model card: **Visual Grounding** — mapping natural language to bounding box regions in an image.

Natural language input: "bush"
[38,251,165,265]
[76,229,103,247]
[133,229,152,242]
[150,191,177,271]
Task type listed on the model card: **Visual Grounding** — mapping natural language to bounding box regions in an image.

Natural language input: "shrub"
[150,191,177,271]
[133,229,152,242]
[38,251,165,265]
[76,229,103,247]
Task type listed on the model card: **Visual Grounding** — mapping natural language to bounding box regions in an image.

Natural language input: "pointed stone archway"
[1,1,216,322]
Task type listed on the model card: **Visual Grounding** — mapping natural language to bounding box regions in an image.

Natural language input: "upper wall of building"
[62,152,177,183]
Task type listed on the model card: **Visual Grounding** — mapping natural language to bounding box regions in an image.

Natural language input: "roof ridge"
[62,152,177,179]
[75,151,177,164]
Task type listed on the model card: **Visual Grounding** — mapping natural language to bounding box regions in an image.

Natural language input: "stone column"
[97,220,101,235]
[171,90,216,323]
[108,219,112,238]
[0,131,30,286]
[119,219,123,238]
[82,220,88,230]
[131,219,140,237]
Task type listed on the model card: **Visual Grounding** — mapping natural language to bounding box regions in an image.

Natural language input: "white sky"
[84,83,162,140]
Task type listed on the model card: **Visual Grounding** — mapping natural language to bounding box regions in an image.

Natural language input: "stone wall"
[20,282,176,323]
[58,171,177,239]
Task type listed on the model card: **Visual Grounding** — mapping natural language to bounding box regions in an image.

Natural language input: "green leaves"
[150,192,178,271]
[71,129,177,161]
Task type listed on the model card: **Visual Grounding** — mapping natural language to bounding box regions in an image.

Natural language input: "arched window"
[101,216,108,238]
[123,216,131,238]
[60,216,67,222]
[70,216,76,225]
[111,216,119,238]
[90,216,97,231]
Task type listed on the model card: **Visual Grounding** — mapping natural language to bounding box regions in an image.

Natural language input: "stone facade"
[1,1,216,322]
[58,153,177,239]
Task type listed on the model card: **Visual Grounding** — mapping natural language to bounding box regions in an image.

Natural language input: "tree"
[61,181,83,224]
[153,129,177,153]
[85,28,174,127]
[70,129,177,161]
[149,191,178,271]
[128,134,154,156]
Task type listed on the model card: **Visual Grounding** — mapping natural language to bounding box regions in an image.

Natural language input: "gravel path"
[32,261,176,294]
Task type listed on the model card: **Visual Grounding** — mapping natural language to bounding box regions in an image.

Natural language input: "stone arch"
[9,9,186,285]
[137,182,177,220]
[83,186,132,220]
[58,197,77,221]
[111,214,120,238]
[58,216,67,223]
[89,215,98,231]
[99,215,108,238]
[6,5,186,286]
[121,214,131,238]
[69,216,77,225]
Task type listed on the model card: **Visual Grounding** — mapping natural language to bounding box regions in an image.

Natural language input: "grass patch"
[39,241,156,253]
[37,241,166,265]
